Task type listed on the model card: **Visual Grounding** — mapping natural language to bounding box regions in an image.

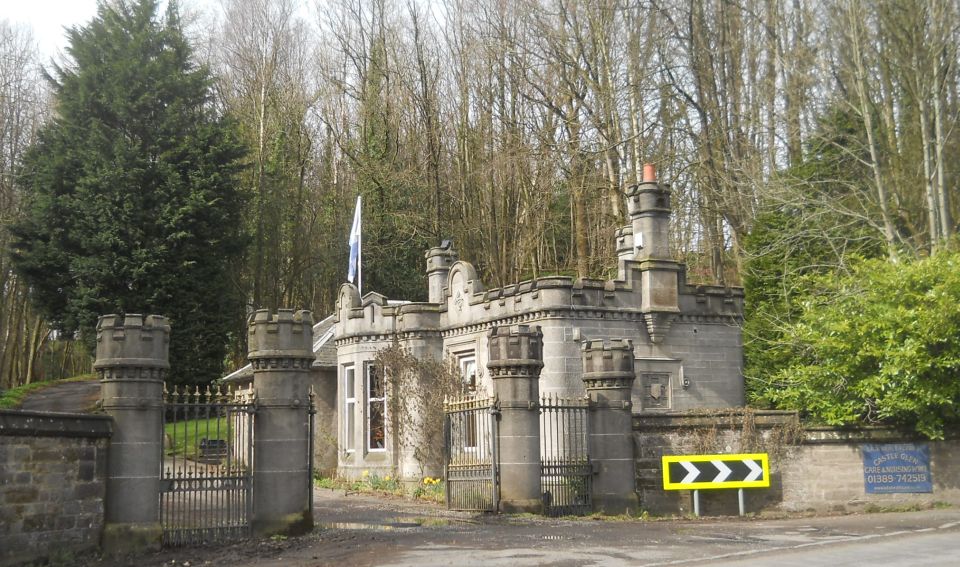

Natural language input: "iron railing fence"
[540,394,592,516]
[444,394,499,512]
[160,385,254,547]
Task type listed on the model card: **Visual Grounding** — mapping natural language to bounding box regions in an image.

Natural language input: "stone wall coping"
[800,426,959,445]
[633,409,799,430]
[0,409,113,438]
[335,304,740,344]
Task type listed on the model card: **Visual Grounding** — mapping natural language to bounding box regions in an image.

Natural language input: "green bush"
[752,252,960,439]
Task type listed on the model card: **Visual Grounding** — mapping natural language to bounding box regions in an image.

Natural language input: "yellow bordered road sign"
[662,453,770,490]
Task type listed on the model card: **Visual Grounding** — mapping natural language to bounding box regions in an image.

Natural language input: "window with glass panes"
[366,363,386,451]
[343,365,356,453]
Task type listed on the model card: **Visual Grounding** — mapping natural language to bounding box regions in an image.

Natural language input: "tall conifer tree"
[11,0,247,387]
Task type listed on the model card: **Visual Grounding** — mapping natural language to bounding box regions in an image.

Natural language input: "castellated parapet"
[582,339,635,390]
[247,309,315,371]
[487,324,544,379]
[94,314,170,381]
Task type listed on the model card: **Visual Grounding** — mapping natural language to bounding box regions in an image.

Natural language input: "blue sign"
[862,443,932,494]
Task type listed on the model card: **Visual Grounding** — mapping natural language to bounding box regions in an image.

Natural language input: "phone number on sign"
[866,473,928,484]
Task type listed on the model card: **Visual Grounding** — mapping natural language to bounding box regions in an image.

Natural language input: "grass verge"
[315,473,445,503]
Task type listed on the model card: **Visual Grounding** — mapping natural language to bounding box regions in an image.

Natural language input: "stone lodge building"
[226,165,744,482]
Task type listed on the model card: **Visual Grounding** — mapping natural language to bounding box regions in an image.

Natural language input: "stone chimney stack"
[425,241,458,303]
[626,163,672,261]
[625,164,680,343]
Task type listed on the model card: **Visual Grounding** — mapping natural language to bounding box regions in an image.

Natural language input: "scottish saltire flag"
[347,195,362,285]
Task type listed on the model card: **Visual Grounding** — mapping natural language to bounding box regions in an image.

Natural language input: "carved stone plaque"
[642,373,670,409]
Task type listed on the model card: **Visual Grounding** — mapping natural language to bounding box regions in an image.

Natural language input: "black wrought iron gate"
[540,395,592,516]
[160,386,255,546]
[444,395,499,511]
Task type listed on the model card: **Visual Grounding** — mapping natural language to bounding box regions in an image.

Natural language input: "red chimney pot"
[643,163,656,183]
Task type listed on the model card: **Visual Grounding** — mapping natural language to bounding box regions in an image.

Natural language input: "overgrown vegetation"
[680,408,805,462]
[375,342,467,477]
[748,252,960,439]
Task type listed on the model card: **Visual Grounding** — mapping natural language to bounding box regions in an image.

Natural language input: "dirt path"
[18,380,100,413]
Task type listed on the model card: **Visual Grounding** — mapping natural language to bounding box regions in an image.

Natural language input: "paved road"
[699,530,959,566]
[125,489,960,567]
[18,380,99,413]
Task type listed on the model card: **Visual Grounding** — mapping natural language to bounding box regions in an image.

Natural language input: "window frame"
[365,362,387,452]
[343,364,356,454]
[457,352,478,393]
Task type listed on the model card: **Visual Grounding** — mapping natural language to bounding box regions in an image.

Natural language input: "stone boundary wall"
[634,411,960,516]
[778,428,960,513]
[0,410,112,566]
[634,410,800,515]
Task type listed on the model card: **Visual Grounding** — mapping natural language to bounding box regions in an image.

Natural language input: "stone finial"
[247,309,315,370]
[486,324,544,378]
[581,339,636,390]
[94,314,170,375]
[426,242,458,303]
[425,242,458,274]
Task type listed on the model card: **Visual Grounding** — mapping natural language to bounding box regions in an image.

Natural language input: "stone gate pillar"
[95,314,169,553]
[582,339,639,514]
[248,309,316,536]
[487,324,543,513]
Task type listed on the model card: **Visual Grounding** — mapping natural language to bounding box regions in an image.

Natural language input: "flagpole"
[357,195,362,296]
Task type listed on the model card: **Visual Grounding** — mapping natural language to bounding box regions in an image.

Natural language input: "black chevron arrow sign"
[661,453,770,490]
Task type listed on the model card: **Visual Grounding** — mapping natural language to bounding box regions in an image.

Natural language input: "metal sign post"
[661,453,770,517]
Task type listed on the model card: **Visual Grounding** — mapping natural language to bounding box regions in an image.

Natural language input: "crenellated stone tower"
[487,324,544,513]
[581,338,639,514]
[95,314,170,554]
[248,309,316,536]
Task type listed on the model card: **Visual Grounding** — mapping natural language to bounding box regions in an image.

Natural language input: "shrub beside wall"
[0,410,112,566]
